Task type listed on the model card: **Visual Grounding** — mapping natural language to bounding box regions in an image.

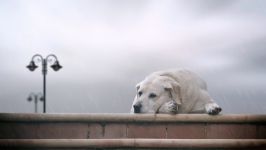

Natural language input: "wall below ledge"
[0,113,266,139]
[1,139,266,149]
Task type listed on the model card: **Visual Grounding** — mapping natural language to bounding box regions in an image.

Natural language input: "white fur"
[130,69,222,115]
[205,103,222,115]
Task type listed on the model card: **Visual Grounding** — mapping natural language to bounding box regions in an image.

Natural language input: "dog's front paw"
[168,100,178,114]
[158,100,178,114]
[205,103,222,115]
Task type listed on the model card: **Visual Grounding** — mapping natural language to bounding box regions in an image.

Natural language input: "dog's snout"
[133,104,142,113]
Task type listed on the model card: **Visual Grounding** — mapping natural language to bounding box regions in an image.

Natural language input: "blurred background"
[0,0,265,114]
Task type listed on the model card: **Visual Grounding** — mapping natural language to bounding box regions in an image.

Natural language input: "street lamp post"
[27,92,43,113]
[26,54,62,113]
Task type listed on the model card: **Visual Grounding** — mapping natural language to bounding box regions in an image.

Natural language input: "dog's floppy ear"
[163,77,182,105]
[136,82,141,92]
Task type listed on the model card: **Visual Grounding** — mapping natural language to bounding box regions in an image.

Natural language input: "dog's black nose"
[133,104,142,113]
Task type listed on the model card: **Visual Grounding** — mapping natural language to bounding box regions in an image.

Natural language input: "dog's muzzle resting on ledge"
[130,69,222,115]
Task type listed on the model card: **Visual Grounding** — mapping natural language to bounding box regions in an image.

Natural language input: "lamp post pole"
[42,58,47,113]
[27,92,43,113]
[27,54,62,113]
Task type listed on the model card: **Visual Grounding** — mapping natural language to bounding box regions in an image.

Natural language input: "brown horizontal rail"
[0,113,266,123]
[0,139,265,148]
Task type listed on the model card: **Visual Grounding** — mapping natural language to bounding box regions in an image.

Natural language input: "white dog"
[130,69,222,115]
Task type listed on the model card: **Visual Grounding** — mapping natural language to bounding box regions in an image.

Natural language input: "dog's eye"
[138,91,143,97]
[149,93,157,98]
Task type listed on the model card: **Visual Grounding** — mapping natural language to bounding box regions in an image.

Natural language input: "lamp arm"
[28,92,35,98]
[37,92,43,97]
[32,54,44,63]
[46,54,58,63]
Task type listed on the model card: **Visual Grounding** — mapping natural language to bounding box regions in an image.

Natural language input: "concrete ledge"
[0,113,265,139]
[1,113,266,123]
[0,139,266,148]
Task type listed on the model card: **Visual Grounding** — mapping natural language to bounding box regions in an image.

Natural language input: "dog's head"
[132,75,182,114]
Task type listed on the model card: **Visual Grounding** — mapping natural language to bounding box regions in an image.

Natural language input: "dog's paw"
[158,100,178,114]
[205,103,222,115]
[167,100,178,114]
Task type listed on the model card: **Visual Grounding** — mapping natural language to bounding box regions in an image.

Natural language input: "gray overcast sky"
[0,0,266,114]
